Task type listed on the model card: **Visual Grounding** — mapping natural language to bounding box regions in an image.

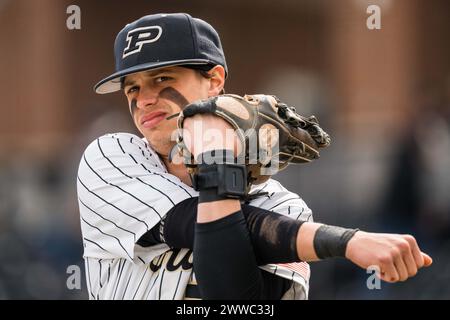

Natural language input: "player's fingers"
[402,247,418,277]
[422,253,433,267]
[380,261,399,283]
[403,235,424,268]
[393,250,409,281]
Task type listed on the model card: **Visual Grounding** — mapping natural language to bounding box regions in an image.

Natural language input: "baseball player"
[77,13,432,300]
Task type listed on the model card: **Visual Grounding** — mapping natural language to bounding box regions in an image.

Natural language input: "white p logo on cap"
[122,26,162,58]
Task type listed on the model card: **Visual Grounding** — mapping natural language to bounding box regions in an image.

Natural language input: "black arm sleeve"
[137,197,301,299]
[137,197,302,265]
[193,210,263,299]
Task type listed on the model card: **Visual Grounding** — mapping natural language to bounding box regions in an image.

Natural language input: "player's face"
[123,66,218,156]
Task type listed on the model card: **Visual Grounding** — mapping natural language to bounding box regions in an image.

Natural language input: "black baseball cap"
[94,13,228,94]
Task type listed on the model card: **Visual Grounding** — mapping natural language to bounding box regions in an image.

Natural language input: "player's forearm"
[183,112,243,224]
[296,222,360,262]
[193,175,326,260]
[296,222,321,261]
[139,196,358,264]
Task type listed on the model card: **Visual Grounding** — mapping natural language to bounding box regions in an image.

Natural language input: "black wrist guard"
[192,149,247,203]
[313,225,360,259]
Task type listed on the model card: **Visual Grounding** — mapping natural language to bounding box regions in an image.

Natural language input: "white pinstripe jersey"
[77,132,313,300]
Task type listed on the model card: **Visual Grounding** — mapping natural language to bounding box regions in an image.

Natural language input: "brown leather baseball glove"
[175,94,331,187]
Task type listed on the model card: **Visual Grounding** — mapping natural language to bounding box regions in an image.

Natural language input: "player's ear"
[207,65,225,97]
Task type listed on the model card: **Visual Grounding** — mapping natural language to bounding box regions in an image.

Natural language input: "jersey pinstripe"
[77,132,313,300]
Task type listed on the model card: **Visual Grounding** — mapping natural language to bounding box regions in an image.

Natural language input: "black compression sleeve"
[136,198,197,248]
[243,204,302,264]
[137,197,303,265]
[193,210,263,299]
[137,198,294,299]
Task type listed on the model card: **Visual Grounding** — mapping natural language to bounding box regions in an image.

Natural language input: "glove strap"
[193,150,247,203]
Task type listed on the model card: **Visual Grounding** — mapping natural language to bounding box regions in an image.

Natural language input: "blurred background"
[0,0,449,299]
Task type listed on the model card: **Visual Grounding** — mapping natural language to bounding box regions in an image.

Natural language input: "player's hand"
[183,113,241,160]
[345,231,432,283]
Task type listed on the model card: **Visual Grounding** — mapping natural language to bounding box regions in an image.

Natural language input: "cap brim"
[94,59,213,94]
